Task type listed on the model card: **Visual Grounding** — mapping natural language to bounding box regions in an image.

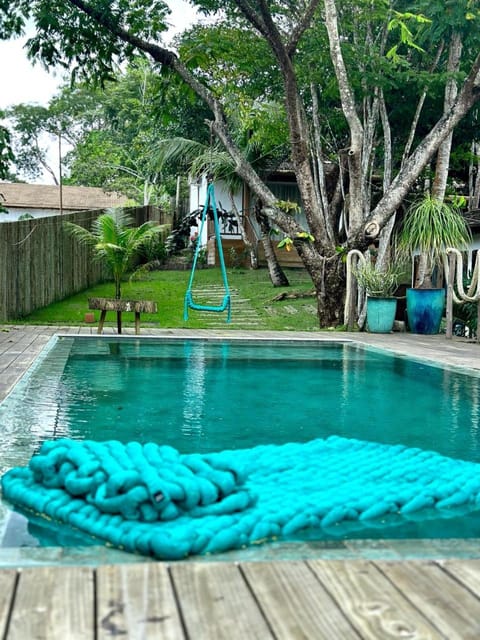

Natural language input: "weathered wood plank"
[170,562,274,640]
[309,559,440,640]
[88,298,157,313]
[375,560,480,640]
[96,563,184,640]
[7,566,94,640]
[0,569,17,638]
[242,560,360,639]
[437,559,480,597]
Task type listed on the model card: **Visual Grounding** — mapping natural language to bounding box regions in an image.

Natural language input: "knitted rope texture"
[2,436,480,559]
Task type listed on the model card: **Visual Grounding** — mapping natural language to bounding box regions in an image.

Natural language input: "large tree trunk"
[470,141,480,209]
[228,192,258,269]
[416,32,462,289]
[295,241,345,326]
[432,33,462,202]
[256,205,289,287]
[323,0,365,231]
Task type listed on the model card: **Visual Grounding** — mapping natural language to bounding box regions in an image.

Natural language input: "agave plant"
[397,194,471,289]
[65,208,168,299]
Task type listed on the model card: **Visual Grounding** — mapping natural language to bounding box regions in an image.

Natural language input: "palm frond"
[152,137,208,172]
[190,150,241,192]
[63,221,98,246]
[64,209,168,299]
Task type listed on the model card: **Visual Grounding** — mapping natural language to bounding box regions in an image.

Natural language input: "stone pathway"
[187,285,265,329]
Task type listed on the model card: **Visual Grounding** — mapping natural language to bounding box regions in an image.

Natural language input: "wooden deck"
[1,558,480,639]
[2,327,480,638]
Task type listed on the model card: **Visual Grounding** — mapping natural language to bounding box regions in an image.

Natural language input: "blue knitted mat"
[2,435,480,560]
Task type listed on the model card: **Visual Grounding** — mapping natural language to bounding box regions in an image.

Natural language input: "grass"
[16,267,330,332]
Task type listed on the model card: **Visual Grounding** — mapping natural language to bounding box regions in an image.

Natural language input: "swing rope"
[184,180,231,322]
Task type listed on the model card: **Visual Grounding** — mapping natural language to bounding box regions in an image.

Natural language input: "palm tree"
[65,208,168,299]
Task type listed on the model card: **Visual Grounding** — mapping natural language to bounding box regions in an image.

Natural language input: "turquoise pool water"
[1,336,480,552]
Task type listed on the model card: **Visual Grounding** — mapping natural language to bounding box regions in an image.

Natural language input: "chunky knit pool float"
[2,435,480,560]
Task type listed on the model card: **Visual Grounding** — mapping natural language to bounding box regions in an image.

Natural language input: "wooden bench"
[88,297,157,335]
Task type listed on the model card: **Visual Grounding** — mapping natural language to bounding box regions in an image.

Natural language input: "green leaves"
[386,10,431,62]
[275,199,301,215]
[65,208,166,298]
[0,125,14,182]
[397,194,472,276]
[278,231,314,251]
[353,261,402,298]
[277,236,294,251]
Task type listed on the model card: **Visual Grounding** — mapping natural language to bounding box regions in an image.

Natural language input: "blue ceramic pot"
[366,297,397,333]
[406,288,445,334]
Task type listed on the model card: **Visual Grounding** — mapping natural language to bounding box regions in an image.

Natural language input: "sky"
[0,1,200,182]
[0,1,199,109]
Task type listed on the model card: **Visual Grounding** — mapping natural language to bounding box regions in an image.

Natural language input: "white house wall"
[467,233,480,275]
[189,178,243,246]
[0,208,63,222]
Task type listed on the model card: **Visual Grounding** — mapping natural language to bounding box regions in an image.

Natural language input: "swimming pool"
[1,335,480,560]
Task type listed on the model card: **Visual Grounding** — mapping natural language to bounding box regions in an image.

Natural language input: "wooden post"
[477,299,480,343]
[347,279,357,331]
[445,252,455,340]
[97,310,107,335]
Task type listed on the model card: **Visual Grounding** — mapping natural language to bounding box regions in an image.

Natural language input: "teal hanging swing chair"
[184,180,231,322]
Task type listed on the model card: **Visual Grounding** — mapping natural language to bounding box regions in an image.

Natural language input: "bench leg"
[135,312,141,335]
[97,310,107,334]
[117,311,122,334]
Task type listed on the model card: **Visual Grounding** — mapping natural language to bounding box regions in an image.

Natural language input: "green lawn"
[18,267,335,332]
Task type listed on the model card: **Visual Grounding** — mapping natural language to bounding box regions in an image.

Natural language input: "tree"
[0,120,14,182]
[65,210,167,298]
[60,59,212,204]
[3,0,480,325]
[5,104,62,183]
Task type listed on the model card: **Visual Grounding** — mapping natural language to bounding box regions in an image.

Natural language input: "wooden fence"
[0,206,169,322]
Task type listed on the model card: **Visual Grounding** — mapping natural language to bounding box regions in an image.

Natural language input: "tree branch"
[287,0,321,56]
[360,52,480,242]
[63,1,311,241]
[232,0,270,39]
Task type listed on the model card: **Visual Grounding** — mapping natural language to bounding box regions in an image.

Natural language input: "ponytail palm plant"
[397,194,471,289]
[65,208,168,299]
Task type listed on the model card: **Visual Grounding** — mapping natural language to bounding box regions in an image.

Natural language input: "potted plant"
[354,261,401,333]
[396,194,471,334]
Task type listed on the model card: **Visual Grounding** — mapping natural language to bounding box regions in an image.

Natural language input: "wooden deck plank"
[170,562,274,640]
[2,560,480,639]
[7,566,94,640]
[375,560,480,640]
[96,563,184,640]
[309,559,441,639]
[241,560,360,639]
[0,570,17,638]
[440,559,480,595]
